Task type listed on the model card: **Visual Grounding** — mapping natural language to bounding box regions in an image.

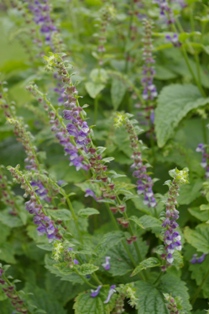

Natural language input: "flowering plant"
[1,0,209,313]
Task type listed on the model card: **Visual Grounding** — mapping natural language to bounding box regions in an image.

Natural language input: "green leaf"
[90,69,108,84]
[155,84,209,147]
[184,224,209,253]
[47,209,72,221]
[73,287,116,314]
[188,207,209,222]
[77,264,99,276]
[129,215,162,233]
[78,208,99,216]
[85,82,105,98]
[0,243,16,264]
[0,222,11,244]
[96,231,125,257]
[45,272,85,306]
[24,282,67,314]
[104,238,148,277]
[44,254,84,284]
[0,209,23,228]
[111,77,127,110]
[159,274,192,313]
[188,254,209,299]
[177,180,202,205]
[135,281,168,314]
[131,258,161,276]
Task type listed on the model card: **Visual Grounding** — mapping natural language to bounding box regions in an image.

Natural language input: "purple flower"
[31,181,51,202]
[73,259,79,265]
[165,34,181,47]
[190,253,207,264]
[196,143,209,178]
[27,0,57,45]
[104,285,116,304]
[102,256,111,271]
[90,285,102,298]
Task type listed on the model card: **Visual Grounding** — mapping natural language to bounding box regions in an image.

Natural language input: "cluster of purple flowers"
[153,0,175,25]
[190,253,207,264]
[30,180,51,202]
[27,0,57,44]
[162,182,182,265]
[25,197,61,242]
[141,19,157,102]
[132,152,156,207]
[124,117,156,207]
[196,143,209,178]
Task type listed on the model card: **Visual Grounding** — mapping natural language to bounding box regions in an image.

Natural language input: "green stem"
[94,95,99,123]
[74,268,97,289]
[174,21,206,97]
[124,0,134,74]
[191,265,209,306]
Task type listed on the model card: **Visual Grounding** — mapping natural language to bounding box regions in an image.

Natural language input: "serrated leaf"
[44,254,84,284]
[96,231,125,257]
[77,264,99,276]
[159,274,192,313]
[78,208,99,217]
[0,222,11,244]
[47,209,72,221]
[85,82,105,98]
[155,84,209,147]
[73,287,116,314]
[111,77,127,110]
[135,281,168,314]
[129,215,162,233]
[131,258,161,276]
[184,224,209,253]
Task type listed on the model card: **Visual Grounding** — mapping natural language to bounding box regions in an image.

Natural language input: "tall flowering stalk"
[0,264,31,314]
[115,113,156,208]
[162,168,189,267]
[196,143,209,178]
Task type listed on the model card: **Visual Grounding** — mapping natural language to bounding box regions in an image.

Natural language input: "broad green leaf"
[77,263,99,276]
[78,208,99,216]
[104,239,148,277]
[96,231,125,257]
[45,254,84,284]
[0,243,16,264]
[111,77,127,110]
[0,222,10,244]
[155,84,209,147]
[0,300,13,313]
[188,207,209,222]
[0,209,23,228]
[73,287,116,314]
[129,215,162,233]
[188,254,209,299]
[159,274,192,313]
[184,224,209,253]
[45,272,85,305]
[155,65,177,80]
[85,82,105,98]
[90,69,108,84]
[135,281,168,314]
[47,209,72,221]
[24,283,67,314]
[177,180,202,205]
[131,258,161,277]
